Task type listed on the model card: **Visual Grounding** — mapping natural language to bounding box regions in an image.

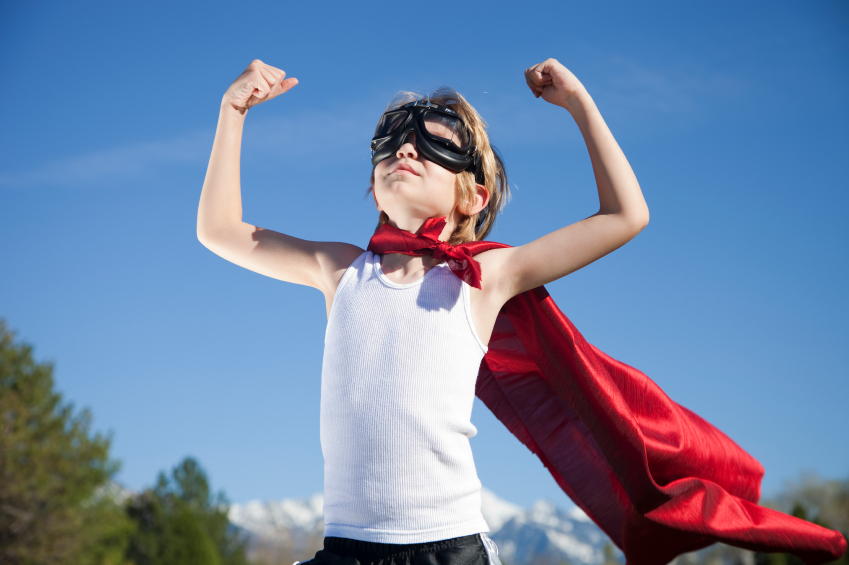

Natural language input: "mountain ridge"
[229,488,621,565]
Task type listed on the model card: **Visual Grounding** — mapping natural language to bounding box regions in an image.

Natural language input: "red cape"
[462,240,846,565]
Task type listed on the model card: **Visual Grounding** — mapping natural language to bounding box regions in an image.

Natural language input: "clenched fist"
[524,58,586,109]
[224,60,298,114]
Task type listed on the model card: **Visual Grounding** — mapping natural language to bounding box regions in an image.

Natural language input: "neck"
[384,209,463,241]
[379,252,442,278]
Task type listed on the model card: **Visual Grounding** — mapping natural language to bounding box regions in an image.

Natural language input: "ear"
[465,183,490,215]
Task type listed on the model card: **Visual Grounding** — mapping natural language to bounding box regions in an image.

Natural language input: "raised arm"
[197,60,363,305]
[481,59,649,300]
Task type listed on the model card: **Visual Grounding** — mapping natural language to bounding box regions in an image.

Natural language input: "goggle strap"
[473,153,484,185]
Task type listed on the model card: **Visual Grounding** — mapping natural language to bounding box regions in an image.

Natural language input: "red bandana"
[362,219,846,563]
[367,217,483,289]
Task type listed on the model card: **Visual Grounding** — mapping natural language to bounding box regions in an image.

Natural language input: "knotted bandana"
[366,217,483,289]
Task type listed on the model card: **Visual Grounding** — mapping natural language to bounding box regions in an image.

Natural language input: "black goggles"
[370,101,483,184]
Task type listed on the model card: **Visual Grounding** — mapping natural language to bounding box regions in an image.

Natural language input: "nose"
[396,131,418,160]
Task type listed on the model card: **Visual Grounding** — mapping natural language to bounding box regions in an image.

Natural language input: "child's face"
[372,132,460,229]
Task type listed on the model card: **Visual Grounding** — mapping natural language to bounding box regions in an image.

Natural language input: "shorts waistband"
[324,534,482,558]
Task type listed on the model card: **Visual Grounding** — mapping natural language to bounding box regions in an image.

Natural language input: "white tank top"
[320,251,490,544]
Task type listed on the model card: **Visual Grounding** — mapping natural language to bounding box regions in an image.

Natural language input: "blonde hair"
[368,88,510,245]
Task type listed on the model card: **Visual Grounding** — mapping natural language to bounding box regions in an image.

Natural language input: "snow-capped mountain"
[229,492,325,540]
[229,489,622,565]
[228,492,326,562]
[489,499,610,565]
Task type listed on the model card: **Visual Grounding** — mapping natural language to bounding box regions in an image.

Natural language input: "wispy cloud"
[0,130,214,189]
[0,106,378,189]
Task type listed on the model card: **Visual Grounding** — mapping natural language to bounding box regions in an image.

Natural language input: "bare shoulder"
[198,221,364,297]
[314,241,366,295]
[256,234,364,297]
[475,246,524,303]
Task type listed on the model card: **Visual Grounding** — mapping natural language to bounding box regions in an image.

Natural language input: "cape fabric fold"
[461,240,846,565]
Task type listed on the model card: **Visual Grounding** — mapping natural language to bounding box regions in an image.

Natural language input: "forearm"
[564,91,649,228]
[197,99,249,242]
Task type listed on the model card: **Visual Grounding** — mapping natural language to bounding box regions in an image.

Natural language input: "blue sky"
[1,1,847,510]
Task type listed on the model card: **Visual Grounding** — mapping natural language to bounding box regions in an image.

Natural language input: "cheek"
[371,163,388,195]
[372,161,386,185]
[427,165,458,201]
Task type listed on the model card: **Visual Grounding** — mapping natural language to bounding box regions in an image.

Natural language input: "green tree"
[161,503,222,565]
[125,491,168,565]
[125,457,250,565]
[0,319,131,565]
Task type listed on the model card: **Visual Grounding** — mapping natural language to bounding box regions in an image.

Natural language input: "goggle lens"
[374,110,408,138]
[423,113,470,151]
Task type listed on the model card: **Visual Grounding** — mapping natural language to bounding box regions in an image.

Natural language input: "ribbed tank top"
[320,251,489,544]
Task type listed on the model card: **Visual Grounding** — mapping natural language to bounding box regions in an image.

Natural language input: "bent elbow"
[623,206,649,238]
[197,230,209,249]
[196,223,219,252]
[636,207,649,232]
[197,223,210,247]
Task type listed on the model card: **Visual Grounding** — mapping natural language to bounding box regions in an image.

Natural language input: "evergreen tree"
[125,491,168,565]
[161,503,222,565]
[125,457,251,565]
[0,319,130,565]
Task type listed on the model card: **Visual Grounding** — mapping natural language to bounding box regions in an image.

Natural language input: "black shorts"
[296,533,502,565]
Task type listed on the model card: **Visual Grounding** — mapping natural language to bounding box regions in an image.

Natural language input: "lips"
[391,163,419,176]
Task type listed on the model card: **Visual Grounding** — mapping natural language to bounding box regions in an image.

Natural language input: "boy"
[198,59,845,565]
